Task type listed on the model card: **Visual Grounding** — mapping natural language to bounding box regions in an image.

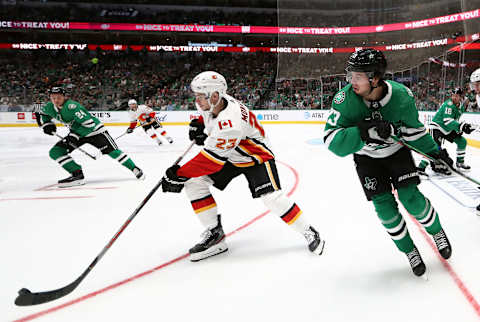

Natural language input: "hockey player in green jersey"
[418,87,474,174]
[323,48,454,277]
[38,87,145,187]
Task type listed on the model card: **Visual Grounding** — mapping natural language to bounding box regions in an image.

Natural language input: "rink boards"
[2,110,480,147]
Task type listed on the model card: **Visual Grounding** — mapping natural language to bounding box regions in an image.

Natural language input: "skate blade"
[418,272,429,281]
[190,241,228,262]
[312,240,325,256]
[58,179,85,188]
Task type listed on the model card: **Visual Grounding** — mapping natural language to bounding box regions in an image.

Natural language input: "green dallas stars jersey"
[323,80,438,158]
[430,99,465,135]
[40,99,104,137]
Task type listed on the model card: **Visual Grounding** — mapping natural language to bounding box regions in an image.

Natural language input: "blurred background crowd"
[0,0,478,112]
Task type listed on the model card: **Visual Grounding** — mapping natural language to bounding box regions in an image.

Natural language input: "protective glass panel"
[276,0,480,79]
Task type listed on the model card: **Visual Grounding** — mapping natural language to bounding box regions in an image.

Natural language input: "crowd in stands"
[1,1,470,28]
[0,50,477,113]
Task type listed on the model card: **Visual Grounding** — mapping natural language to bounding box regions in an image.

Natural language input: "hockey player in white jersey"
[126,99,173,145]
[160,71,325,262]
[470,68,480,107]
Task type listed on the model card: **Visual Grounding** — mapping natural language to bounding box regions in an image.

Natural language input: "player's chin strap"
[207,94,223,112]
[368,78,386,97]
[391,135,480,187]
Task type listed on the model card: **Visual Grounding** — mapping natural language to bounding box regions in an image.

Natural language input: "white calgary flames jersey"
[128,104,155,124]
[177,94,274,178]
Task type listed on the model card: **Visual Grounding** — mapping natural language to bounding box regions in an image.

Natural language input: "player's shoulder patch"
[333,91,345,105]
[448,101,453,106]
[68,103,77,110]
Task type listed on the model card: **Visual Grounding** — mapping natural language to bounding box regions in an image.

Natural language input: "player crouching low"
[38,87,145,187]
[160,71,325,262]
[126,99,173,145]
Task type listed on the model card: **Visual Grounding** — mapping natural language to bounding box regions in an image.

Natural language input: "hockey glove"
[189,119,207,145]
[62,134,80,149]
[126,127,134,134]
[161,165,189,193]
[358,119,394,145]
[42,123,56,136]
[460,122,474,134]
[429,148,454,175]
[145,116,154,124]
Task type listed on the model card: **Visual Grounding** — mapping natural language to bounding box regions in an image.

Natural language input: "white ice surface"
[2,124,480,322]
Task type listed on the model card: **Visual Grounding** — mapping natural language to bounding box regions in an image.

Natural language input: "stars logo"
[364,177,377,191]
[333,91,345,104]
[369,53,375,59]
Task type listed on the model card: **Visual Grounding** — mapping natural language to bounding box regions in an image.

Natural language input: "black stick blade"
[15,288,34,306]
[14,274,84,306]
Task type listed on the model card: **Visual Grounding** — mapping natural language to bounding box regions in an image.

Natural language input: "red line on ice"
[394,190,480,318]
[14,161,298,322]
[409,214,480,317]
[1,196,93,202]
[35,184,118,191]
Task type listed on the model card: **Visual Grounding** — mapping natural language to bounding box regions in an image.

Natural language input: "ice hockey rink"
[2,123,480,322]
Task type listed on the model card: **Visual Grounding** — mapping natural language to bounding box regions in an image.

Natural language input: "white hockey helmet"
[190,71,227,112]
[128,99,137,106]
[470,68,480,91]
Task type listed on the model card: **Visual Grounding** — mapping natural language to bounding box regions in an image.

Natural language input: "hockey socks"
[397,185,442,235]
[454,136,467,164]
[190,194,219,228]
[108,149,136,171]
[261,190,310,233]
[372,192,415,253]
[49,145,82,174]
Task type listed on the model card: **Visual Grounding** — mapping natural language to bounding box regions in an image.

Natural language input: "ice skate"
[456,162,471,172]
[416,166,428,177]
[189,215,228,262]
[431,163,452,176]
[405,247,426,277]
[133,167,145,180]
[303,226,325,255]
[58,169,85,188]
[432,229,452,259]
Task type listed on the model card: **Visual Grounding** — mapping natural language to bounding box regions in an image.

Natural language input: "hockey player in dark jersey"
[38,87,145,187]
[323,49,454,276]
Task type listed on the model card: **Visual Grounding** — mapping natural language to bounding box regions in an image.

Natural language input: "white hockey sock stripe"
[56,155,73,166]
[381,213,400,225]
[418,205,436,228]
[117,153,129,164]
[386,217,408,240]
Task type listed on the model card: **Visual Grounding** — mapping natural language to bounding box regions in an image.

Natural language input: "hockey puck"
[18,288,31,296]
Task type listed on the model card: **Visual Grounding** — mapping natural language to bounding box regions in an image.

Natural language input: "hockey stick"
[392,136,480,186]
[34,111,97,160]
[14,141,195,306]
[114,123,143,140]
[55,133,98,160]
